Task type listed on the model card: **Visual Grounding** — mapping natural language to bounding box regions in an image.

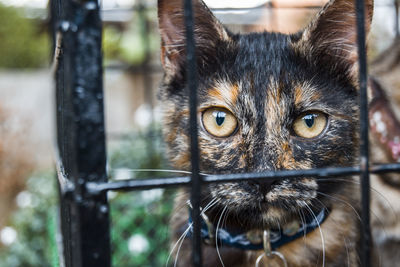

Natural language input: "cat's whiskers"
[297,208,308,240]
[166,197,219,267]
[173,223,192,267]
[311,197,329,213]
[168,193,192,226]
[314,193,377,266]
[343,236,350,267]
[222,206,230,233]
[317,191,385,267]
[215,205,228,267]
[317,192,361,221]
[202,197,220,213]
[174,199,220,267]
[319,177,397,219]
[305,203,326,267]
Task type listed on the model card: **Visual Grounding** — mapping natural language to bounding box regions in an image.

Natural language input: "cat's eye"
[202,107,237,137]
[293,111,327,139]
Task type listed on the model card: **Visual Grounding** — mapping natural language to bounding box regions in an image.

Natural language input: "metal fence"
[51,0,400,266]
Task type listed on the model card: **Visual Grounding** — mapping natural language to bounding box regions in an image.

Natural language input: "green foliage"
[103,9,160,66]
[103,26,124,62]
[0,172,58,267]
[110,190,174,267]
[0,4,49,69]
[108,131,166,174]
[108,129,175,266]
[0,129,175,266]
[0,3,159,68]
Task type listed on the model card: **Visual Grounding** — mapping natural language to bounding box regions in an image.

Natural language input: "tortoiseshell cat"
[157,0,376,266]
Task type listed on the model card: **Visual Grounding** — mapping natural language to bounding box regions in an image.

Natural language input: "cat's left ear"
[158,0,230,77]
[295,0,374,85]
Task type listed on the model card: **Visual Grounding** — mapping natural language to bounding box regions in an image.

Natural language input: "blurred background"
[0,0,398,266]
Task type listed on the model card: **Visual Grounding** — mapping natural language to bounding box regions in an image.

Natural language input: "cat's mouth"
[205,178,320,230]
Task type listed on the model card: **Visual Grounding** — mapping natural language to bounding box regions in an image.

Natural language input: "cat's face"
[158,0,373,229]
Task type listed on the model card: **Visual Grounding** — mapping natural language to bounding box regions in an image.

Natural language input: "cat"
[157,0,377,266]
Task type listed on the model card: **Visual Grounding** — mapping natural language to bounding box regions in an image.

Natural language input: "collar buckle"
[201,212,215,245]
[187,201,216,245]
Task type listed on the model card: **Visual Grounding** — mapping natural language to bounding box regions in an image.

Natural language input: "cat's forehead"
[210,32,311,97]
[201,32,315,111]
[236,32,291,60]
[231,32,293,78]
[199,31,354,114]
[202,78,318,111]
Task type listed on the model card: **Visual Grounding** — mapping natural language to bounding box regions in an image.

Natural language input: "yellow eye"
[293,111,327,138]
[202,107,237,137]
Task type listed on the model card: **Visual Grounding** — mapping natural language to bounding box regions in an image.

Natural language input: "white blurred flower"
[128,234,149,255]
[0,227,17,246]
[108,191,118,200]
[134,104,152,129]
[141,188,164,203]
[16,191,32,208]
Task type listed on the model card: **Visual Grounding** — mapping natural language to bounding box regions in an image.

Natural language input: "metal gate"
[51,0,400,266]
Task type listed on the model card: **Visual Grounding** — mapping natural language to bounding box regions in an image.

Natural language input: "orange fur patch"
[294,86,304,106]
[207,83,240,106]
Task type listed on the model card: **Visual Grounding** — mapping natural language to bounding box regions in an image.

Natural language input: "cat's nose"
[251,179,277,194]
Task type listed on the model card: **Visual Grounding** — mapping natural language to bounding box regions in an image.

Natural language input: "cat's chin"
[205,200,314,231]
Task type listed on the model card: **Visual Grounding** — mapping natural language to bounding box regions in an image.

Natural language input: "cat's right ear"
[294,0,373,86]
[158,0,230,77]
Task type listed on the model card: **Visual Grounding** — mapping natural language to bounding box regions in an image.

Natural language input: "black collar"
[188,207,328,250]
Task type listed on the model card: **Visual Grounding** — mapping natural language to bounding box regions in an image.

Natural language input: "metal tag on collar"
[255,230,288,267]
[201,212,215,244]
[187,200,215,244]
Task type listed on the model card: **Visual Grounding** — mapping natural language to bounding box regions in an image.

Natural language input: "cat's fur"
[157,0,377,266]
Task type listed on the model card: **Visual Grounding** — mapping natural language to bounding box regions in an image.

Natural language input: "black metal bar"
[396,0,399,37]
[184,0,202,266]
[370,163,400,173]
[85,162,400,195]
[85,166,357,194]
[85,163,400,194]
[87,176,192,193]
[355,0,371,266]
[52,0,111,266]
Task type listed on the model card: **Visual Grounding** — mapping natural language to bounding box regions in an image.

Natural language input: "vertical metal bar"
[395,0,399,37]
[183,0,202,266]
[53,0,111,266]
[355,0,371,266]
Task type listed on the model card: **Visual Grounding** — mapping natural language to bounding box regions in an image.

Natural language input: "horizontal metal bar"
[86,176,192,193]
[86,163,400,195]
[370,163,400,173]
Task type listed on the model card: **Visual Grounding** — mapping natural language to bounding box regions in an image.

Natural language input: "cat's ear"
[158,0,230,76]
[295,0,373,84]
